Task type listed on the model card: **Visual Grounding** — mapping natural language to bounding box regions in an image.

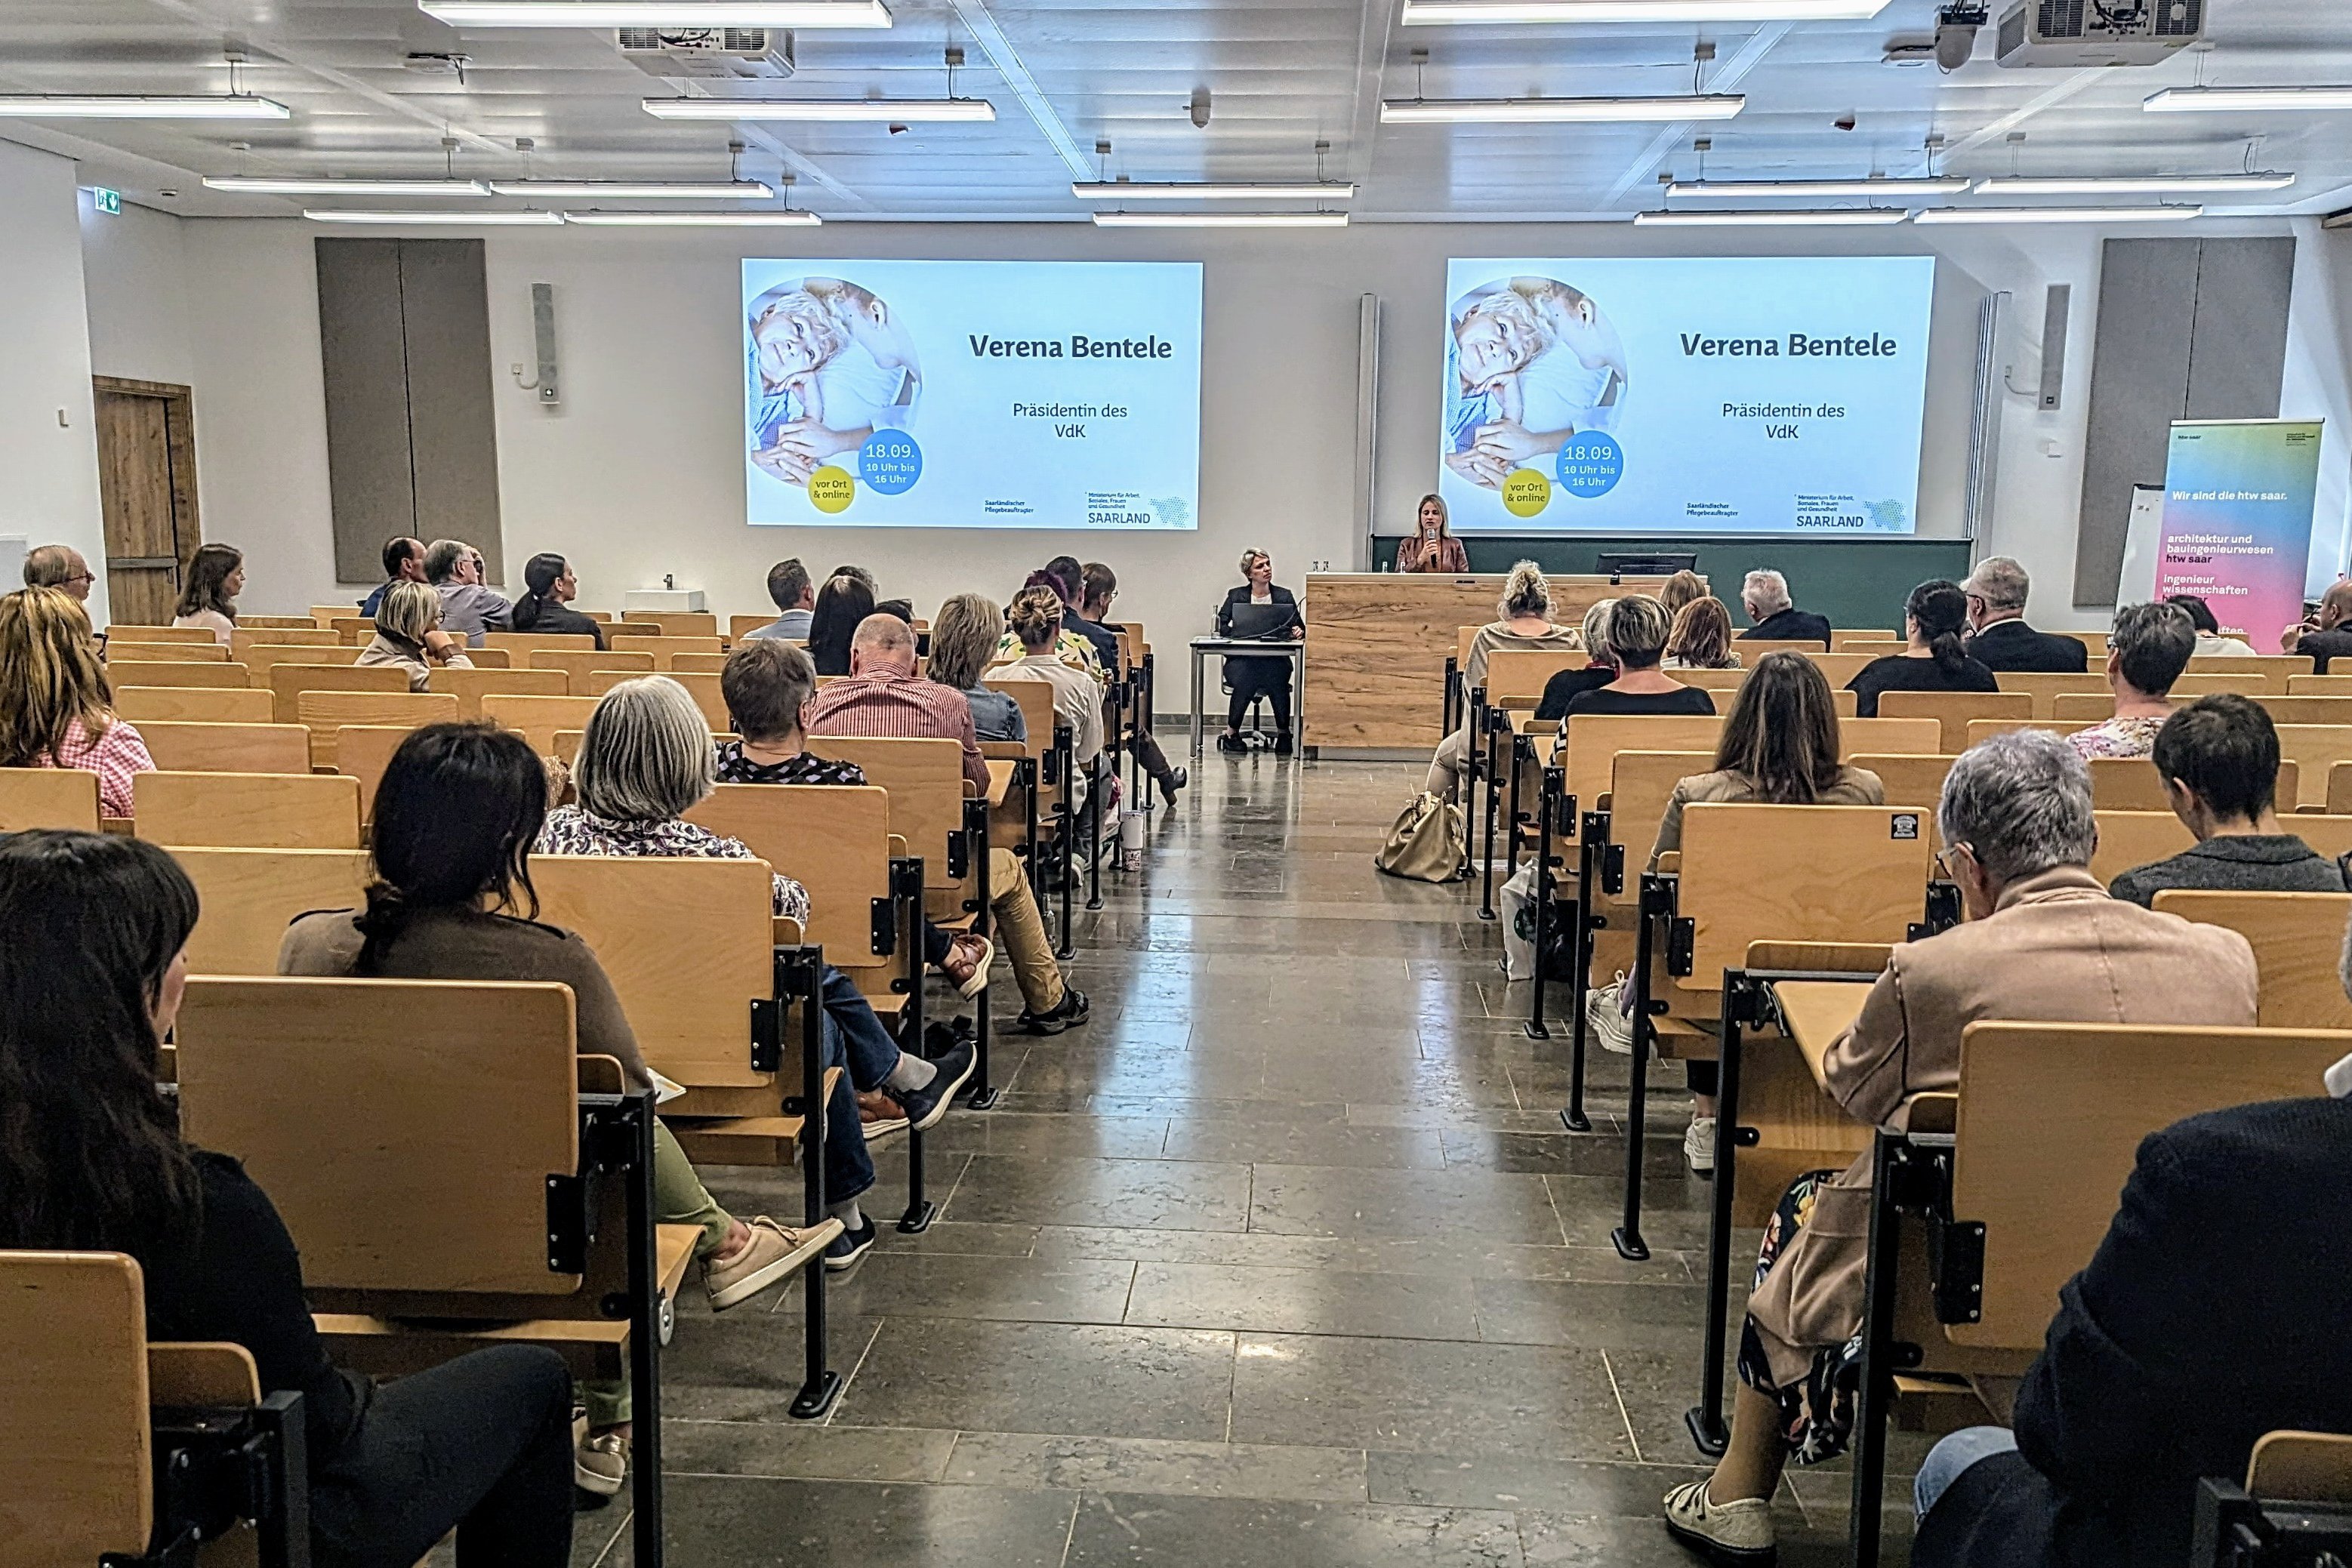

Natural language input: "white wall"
[0,139,107,624]
[81,196,194,388]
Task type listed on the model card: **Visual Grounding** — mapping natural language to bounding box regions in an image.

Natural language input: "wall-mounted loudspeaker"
[2038,283,2070,411]
[529,282,559,406]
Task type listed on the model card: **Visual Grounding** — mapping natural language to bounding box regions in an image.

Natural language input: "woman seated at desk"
[1216,549,1302,755]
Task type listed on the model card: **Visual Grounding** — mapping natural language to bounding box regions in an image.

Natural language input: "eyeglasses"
[65,572,96,585]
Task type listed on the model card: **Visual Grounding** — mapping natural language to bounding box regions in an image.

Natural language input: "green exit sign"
[91,186,121,215]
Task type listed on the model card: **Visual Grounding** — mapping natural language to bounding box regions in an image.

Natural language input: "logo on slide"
[1502,469,1552,518]
[1556,432,1623,499]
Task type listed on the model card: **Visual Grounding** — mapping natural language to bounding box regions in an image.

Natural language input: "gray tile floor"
[579,756,1921,1566]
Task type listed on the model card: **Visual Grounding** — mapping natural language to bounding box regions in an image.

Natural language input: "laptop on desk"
[1225,602,1301,641]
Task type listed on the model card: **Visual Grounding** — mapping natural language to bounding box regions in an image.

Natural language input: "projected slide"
[1439,257,1936,535]
[743,260,1203,530]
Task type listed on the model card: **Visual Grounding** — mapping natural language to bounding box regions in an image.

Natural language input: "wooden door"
[94,377,200,624]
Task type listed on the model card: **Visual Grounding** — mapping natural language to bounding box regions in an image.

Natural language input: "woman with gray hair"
[1537,596,1620,719]
[1423,561,1583,802]
[1661,728,2261,1565]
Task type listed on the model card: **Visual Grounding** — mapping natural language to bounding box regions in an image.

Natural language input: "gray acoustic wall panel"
[2073,235,2295,607]
[316,238,416,584]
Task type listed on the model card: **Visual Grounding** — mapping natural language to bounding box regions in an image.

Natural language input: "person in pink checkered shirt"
[0,586,153,818]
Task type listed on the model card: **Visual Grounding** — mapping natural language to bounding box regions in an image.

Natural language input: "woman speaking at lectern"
[1395,494,1470,575]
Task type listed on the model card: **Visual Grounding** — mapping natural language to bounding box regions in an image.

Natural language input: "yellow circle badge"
[1501,468,1552,519]
[808,466,855,515]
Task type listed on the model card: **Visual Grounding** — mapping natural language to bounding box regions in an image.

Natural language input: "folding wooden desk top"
[1772,981,1870,1091]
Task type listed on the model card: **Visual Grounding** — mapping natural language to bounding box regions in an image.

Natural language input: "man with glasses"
[1959,556,2088,673]
[1076,560,1186,806]
[22,544,96,602]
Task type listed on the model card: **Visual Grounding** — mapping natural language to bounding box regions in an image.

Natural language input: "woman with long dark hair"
[806,571,875,676]
[171,543,244,645]
[508,552,606,647]
[1845,578,1999,718]
[0,829,575,1563]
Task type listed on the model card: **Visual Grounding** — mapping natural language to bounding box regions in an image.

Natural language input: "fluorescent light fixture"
[205,176,492,196]
[419,1,889,25]
[1635,207,1910,226]
[2145,86,2352,113]
[1403,0,1891,20]
[1382,94,1743,123]
[1914,204,2202,224]
[0,94,289,119]
[304,208,566,224]
[1667,176,1967,199]
[489,179,773,198]
[643,96,992,121]
[1972,172,2296,195]
[1071,181,1357,201]
[564,210,821,225]
[1090,211,1349,228]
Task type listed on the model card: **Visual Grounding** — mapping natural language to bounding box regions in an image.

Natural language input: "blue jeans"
[815,965,899,1206]
[1914,1426,2020,1521]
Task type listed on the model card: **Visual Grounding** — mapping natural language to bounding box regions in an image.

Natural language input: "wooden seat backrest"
[296,691,458,768]
[482,694,601,755]
[2171,670,2279,697]
[2332,761,2352,815]
[1840,718,1942,756]
[1878,690,2036,752]
[816,737,973,904]
[2290,676,2352,698]
[109,640,227,663]
[483,631,596,655]
[267,662,407,723]
[134,771,363,850]
[428,665,569,718]
[529,648,652,685]
[2088,809,2196,886]
[114,685,273,723]
[531,855,776,1092]
[1963,717,2095,748]
[1483,648,1586,707]
[334,725,417,818]
[1801,652,1879,687]
[2153,891,2352,1029]
[581,668,729,733]
[134,720,312,775]
[670,652,729,676]
[230,627,338,658]
[1995,672,2110,717]
[1743,638,1829,655]
[2273,725,2352,809]
[0,768,103,831]
[0,1250,154,1561]
[1848,752,1956,809]
[687,784,896,973]
[1948,1021,2352,1348]
[106,624,216,645]
[238,616,323,630]
[176,976,582,1295]
[240,644,360,678]
[609,635,726,664]
[2088,756,2298,814]
[2055,693,2352,727]
[103,660,249,689]
[329,615,375,645]
[982,678,1059,762]
[1824,640,1905,660]
[1672,667,1749,693]
[1605,751,1714,904]
[2249,1431,2352,1502]
[1678,803,1934,987]
[1560,714,1724,815]
[729,613,778,642]
[1454,625,1479,670]
[1830,630,1899,649]
[618,610,718,638]
[171,846,371,975]
[2190,655,2311,678]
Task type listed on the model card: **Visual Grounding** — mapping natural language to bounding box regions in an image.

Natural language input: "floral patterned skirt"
[1735,1168,1868,1465]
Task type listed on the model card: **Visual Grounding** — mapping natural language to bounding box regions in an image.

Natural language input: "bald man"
[23,544,95,602]
[2283,580,2352,673]
[803,613,988,793]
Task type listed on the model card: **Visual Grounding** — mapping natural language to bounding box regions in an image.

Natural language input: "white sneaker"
[1587,974,1635,1055]
[1685,1116,1717,1175]
[575,1429,627,1497]
[1661,1477,1776,1563]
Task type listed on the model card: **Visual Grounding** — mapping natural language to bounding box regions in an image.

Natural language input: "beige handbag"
[1374,791,1466,883]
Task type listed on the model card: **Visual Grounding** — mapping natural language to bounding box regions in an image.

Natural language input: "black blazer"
[1739,607,1833,645]
[1065,607,1122,673]
[1964,618,2088,673]
[1914,1096,2352,1568]
[512,598,606,649]
[1217,584,1299,641]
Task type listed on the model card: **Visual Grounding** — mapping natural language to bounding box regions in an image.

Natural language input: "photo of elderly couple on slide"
[1444,275,1629,490]
[747,276,923,488]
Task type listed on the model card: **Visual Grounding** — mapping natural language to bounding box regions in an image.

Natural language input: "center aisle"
[584,756,1915,1566]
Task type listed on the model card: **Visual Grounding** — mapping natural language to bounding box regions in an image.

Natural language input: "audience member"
[1425,562,1583,802]
[1215,549,1302,753]
[171,544,242,645]
[1566,596,1715,718]
[424,538,513,647]
[997,589,1108,777]
[1076,562,1187,803]
[280,721,825,1492]
[357,580,473,691]
[831,564,878,596]
[745,559,815,641]
[21,543,95,601]
[1961,556,2088,672]
[1911,1085,2352,1568]
[1663,596,1741,670]
[2070,600,2194,760]
[1846,580,1999,716]
[1395,493,1470,575]
[992,568,1098,676]
[1660,569,1707,618]
[1660,730,2258,1566]
[1043,554,1121,673]
[2167,593,2257,657]
[2108,694,2350,904]
[1536,599,1617,719]
[2281,579,2352,670]
[1737,569,1833,645]
[0,830,578,1564]
[928,593,1025,744]
[509,553,605,645]
[0,585,153,817]
[361,536,425,618]
[806,571,875,676]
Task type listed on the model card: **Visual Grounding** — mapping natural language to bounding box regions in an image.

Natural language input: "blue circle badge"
[1556,431,1623,499]
[859,430,923,495]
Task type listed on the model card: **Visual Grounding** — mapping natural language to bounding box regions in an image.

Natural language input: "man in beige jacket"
[1663,728,2259,1565]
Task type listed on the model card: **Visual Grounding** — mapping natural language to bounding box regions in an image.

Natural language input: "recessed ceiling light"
[1971,172,2295,195]
[643,97,993,122]
[1381,94,1743,123]
[2144,86,2352,113]
[563,210,821,224]
[489,179,774,198]
[1403,0,1892,19]
[1071,181,1357,201]
[1635,208,1911,226]
[304,208,566,224]
[205,176,492,196]
[1666,176,1968,199]
[0,95,290,119]
[418,1,890,25]
[1090,211,1349,228]
[1913,205,2202,224]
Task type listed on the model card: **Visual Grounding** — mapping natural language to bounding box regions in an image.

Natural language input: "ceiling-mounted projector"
[1996,0,2204,68]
